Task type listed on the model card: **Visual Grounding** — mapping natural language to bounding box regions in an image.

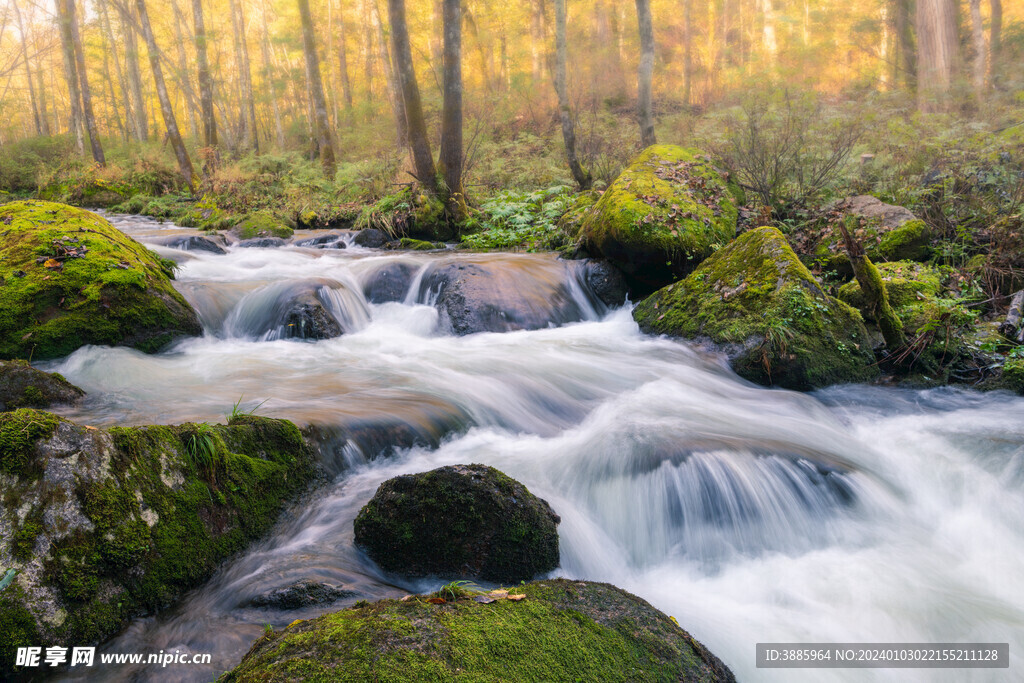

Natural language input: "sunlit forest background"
[0,0,1021,229]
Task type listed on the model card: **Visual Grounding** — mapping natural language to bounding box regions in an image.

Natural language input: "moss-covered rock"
[359,187,452,241]
[221,579,736,683]
[0,412,319,676]
[581,145,738,292]
[812,196,932,273]
[0,359,84,412]
[354,464,560,584]
[837,261,941,311]
[0,200,201,360]
[397,237,443,251]
[1000,356,1024,393]
[634,226,876,390]
[233,210,294,240]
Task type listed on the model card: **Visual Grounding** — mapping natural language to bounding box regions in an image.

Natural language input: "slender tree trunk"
[917,0,958,110]
[55,0,85,153]
[761,0,777,67]
[387,0,437,193]
[362,0,374,107]
[100,0,134,142]
[683,0,693,106]
[171,1,200,140]
[337,4,354,121]
[430,0,443,86]
[634,0,656,147]
[531,0,544,83]
[297,0,337,175]
[193,0,217,148]
[554,0,591,190]
[36,63,51,136]
[135,0,197,189]
[12,2,42,135]
[374,0,407,147]
[463,6,492,93]
[123,6,149,141]
[260,0,284,147]
[990,0,1002,69]
[440,0,465,215]
[969,0,987,96]
[838,220,905,349]
[229,0,257,150]
[893,0,916,89]
[68,0,106,165]
[98,17,127,142]
[880,3,891,89]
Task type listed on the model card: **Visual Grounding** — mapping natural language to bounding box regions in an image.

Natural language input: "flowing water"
[44,214,1024,682]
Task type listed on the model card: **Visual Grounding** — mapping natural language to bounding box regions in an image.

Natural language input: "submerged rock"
[354,464,560,584]
[0,200,202,360]
[581,145,739,292]
[420,258,590,335]
[248,581,356,610]
[280,292,344,340]
[361,262,417,303]
[295,233,347,249]
[236,237,287,249]
[578,258,629,308]
[222,579,736,682]
[152,234,227,254]
[0,411,318,676]
[0,359,84,411]
[634,226,877,390]
[352,228,388,248]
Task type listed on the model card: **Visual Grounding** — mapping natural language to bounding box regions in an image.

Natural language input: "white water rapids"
[44,214,1024,682]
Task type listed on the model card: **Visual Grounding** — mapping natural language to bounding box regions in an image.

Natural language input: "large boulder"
[419,257,591,335]
[581,145,739,292]
[354,464,560,583]
[151,234,227,254]
[361,262,418,303]
[222,579,736,683]
[812,196,931,272]
[634,227,877,390]
[0,359,84,411]
[0,200,201,360]
[0,411,317,676]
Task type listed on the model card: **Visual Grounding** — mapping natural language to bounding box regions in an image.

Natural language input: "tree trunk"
[761,0,777,67]
[135,0,197,189]
[634,0,656,147]
[969,0,987,96]
[916,0,958,110]
[35,61,51,136]
[193,0,217,148]
[100,0,133,142]
[362,0,375,107]
[171,1,200,140]
[554,0,591,190]
[893,0,916,88]
[337,5,354,121]
[55,0,85,154]
[531,0,544,83]
[297,0,337,176]
[98,15,127,142]
[260,0,283,147]
[387,0,437,193]
[462,6,492,93]
[440,0,466,216]
[229,0,258,151]
[990,0,1002,69]
[123,5,149,141]
[683,0,693,106]
[838,220,905,349]
[374,0,407,147]
[69,0,105,164]
[12,2,42,135]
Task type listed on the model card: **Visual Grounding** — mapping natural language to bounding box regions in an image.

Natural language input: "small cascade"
[220,278,371,340]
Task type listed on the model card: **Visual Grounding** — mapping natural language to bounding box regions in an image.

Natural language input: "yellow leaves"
[287,619,304,628]
[44,258,62,270]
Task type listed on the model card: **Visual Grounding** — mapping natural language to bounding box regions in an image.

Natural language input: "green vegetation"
[220,579,734,683]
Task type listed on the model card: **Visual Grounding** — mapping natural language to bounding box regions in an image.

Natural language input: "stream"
[44,213,1024,682]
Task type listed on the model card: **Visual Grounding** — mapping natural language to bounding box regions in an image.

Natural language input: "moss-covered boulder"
[359,187,451,241]
[581,145,738,292]
[0,412,318,675]
[233,210,294,240]
[0,200,201,360]
[0,359,84,411]
[221,579,736,683]
[634,227,876,390]
[812,196,931,273]
[354,464,559,584]
[837,261,941,310]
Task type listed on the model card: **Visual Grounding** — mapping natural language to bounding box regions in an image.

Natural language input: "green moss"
[634,227,876,390]
[234,210,293,239]
[0,586,42,670]
[1002,357,1024,393]
[358,188,453,241]
[0,408,60,478]
[581,145,738,289]
[398,238,441,251]
[837,261,941,310]
[0,200,201,360]
[877,219,931,261]
[221,580,733,683]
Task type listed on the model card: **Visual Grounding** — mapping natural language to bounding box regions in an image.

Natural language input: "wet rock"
[154,234,227,254]
[577,259,628,308]
[0,411,318,676]
[634,226,877,390]
[580,145,739,293]
[237,237,287,248]
[295,233,347,249]
[420,259,587,335]
[361,262,417,303]
[0,201,202,360]
[248,581,356,610]
[280,292,344,340]
[354,464,560,583]
[353,228,388,248]
[222,579,736,683]
[0,360,84,412]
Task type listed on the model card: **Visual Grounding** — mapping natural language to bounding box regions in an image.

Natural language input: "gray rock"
[578,259,628,309]
[0,360,84,412]
[154,235,227,254]
[362,262,417,303]
[248,581,356,610]
[237,237,287,248]
[295,234,347,249]
[353,228,388,248]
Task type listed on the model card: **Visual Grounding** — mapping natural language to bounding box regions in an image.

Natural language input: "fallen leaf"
[287,619,304,628]
[85,426,98,431]
[473,595,496,604]
[44,259,62,269]
[507,594,526,602]
[488,590,508,599]
[426,597,446,604]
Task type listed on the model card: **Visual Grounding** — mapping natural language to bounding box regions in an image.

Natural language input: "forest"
[1,0,1024,681]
